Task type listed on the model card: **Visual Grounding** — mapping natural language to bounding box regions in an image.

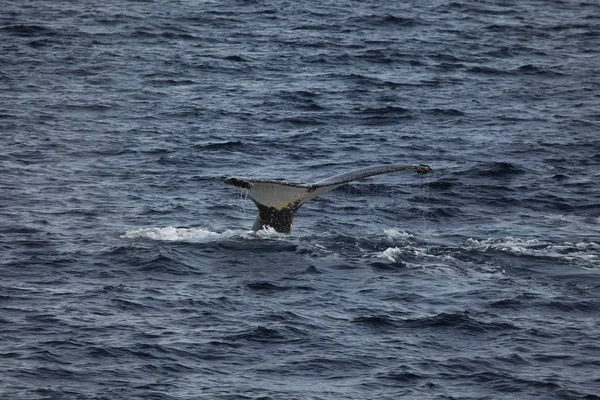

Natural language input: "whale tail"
[224,164,432,233]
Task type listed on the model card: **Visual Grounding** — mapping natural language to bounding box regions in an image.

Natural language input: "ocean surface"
[1,0,599,399]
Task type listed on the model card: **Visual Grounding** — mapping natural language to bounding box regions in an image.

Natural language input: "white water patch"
[377,245,505,279]
[465,237,600,267]
[121,226,287,243]
[383,228,413,240]
[121,227,234,242]
[380,247,403,262]
[241,226,284,240]
[378,245,436,262]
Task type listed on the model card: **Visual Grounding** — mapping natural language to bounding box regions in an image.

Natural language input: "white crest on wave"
[121,227,234,242]
[383,228,413,239]
[465,237,599,267]
[380,246,403,262]
[121,226,288,242]
[378,245,433,262]
[240,226,285,240]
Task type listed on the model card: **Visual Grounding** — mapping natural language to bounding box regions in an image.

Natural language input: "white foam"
[465,237,599,267]
[121,226,288,243]
[380,246,403,262]
[240,226,285,240]
[378,245,433,262]
[377,244,507,280]
[121,227,237,242]
[383,228,413,239]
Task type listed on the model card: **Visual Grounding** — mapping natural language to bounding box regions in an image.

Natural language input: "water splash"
[383,228,413,239]
[121,226,286,243]
[418,173,432,236]
[121,227,234,242]
[380,246,404,262]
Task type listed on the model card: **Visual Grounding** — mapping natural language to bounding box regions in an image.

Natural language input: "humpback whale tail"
[224,164,432,233]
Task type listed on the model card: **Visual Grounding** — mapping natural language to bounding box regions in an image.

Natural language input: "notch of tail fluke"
[224,163,432,234]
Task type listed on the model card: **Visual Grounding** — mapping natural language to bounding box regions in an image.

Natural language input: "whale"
[224,163,432,233]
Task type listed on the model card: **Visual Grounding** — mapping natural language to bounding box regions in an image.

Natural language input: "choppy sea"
[1,0,599,399]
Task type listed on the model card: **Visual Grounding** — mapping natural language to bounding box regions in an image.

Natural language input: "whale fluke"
[224,164,432,233]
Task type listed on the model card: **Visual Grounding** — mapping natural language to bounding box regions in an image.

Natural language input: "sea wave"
[465,237,599,267]
[120,226,284,242]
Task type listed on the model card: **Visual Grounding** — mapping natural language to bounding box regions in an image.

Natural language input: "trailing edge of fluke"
[224,163,432,234]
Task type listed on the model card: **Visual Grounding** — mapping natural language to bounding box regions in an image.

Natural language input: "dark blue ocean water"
[1,0,600,399]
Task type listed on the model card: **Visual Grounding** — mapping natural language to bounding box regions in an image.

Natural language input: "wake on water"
[121,226,598,269]
[466,237,600,268]
[121,226,284,242]
[121,170,596,270]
